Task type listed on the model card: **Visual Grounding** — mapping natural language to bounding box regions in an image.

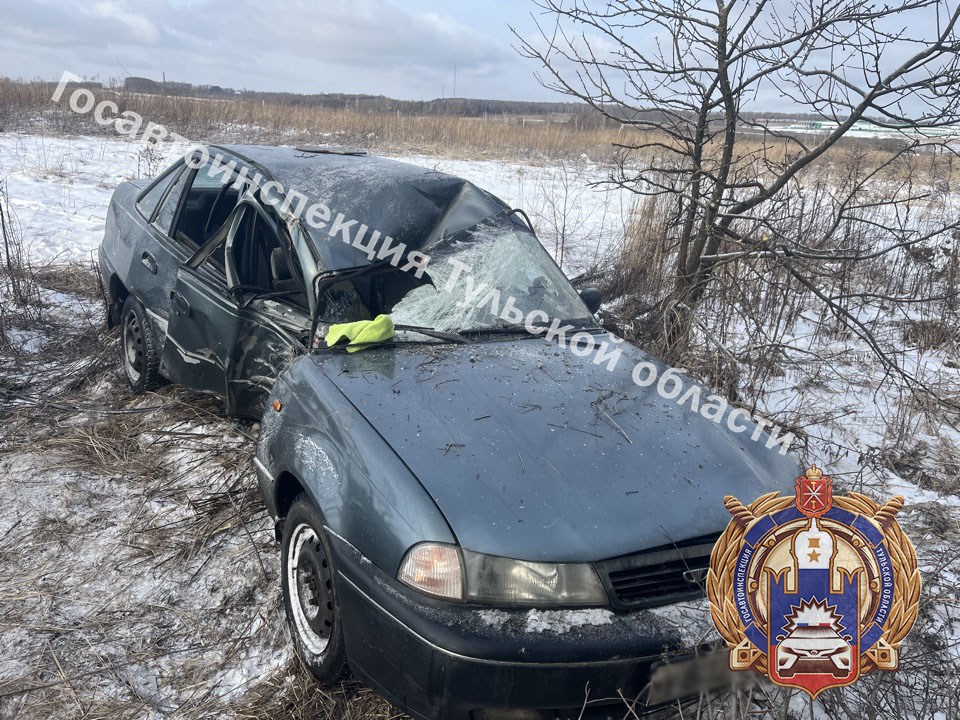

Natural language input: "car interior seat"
[270,248,302,294]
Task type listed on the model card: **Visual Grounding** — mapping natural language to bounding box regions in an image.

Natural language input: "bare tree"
[516,0,960,371]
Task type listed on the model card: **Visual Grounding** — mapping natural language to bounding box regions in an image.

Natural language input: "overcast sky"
[0,0,561,101]
[1,0,948,114]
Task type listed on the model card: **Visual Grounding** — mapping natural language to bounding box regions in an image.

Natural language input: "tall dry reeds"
[5,77,952,175]
[0,78,632,161]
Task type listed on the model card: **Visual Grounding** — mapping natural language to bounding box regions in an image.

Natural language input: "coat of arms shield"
[708,465,920,698]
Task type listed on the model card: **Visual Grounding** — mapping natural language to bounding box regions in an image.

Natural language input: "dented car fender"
[255,355,456,575]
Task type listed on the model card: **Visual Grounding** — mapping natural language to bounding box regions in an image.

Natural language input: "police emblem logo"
[707,465,921,697]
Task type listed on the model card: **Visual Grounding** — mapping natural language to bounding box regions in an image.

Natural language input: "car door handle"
[141,251,158,274]
[170,290,191,317]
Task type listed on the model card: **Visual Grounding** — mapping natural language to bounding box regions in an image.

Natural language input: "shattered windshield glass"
[389,221,595,333]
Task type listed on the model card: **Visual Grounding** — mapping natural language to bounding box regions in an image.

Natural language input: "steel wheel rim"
[123,310,143,383]
[287,523,333,656]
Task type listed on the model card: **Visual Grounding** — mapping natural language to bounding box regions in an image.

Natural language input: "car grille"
[595,534,720,610]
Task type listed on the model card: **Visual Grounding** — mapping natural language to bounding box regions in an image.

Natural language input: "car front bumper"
[327,532,715,720]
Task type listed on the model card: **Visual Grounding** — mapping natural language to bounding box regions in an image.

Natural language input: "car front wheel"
[281,494,349,684]
[120,296,161,393]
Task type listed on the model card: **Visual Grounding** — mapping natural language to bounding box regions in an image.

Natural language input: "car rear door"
[161,190,309,415]
[160,260,241,400]
[157,158,248,401]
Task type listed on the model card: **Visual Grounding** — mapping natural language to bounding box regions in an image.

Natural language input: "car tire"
[120,296,161,393]
[281,494,349,685]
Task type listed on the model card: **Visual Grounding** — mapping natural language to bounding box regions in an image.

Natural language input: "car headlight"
[461,549,608,606]
[397,544,608,606]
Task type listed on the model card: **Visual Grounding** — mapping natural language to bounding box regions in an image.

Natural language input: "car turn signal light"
[397,543,464,601]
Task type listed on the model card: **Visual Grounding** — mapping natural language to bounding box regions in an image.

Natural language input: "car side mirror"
[580,287,602,314]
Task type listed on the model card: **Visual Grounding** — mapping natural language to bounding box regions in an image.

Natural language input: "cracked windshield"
[390,222,594,333]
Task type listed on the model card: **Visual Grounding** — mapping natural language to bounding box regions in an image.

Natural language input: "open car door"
[159,207,245,402]
[160,192,311,416]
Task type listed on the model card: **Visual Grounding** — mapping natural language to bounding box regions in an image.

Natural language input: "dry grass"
[0,79,629,162]
[590,141,960,498]
[0,262,406,720]
[4,78,959,180]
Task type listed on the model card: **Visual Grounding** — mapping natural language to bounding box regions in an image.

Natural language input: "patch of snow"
[0,133,185,264]
[477,609,511,628]
[648,597,719,647]
[523,607,615,633]
[3,326,45,354]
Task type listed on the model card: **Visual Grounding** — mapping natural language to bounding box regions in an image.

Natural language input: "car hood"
[313,334,798,562]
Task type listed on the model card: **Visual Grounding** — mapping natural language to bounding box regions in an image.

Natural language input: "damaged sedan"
[99,144,797,719]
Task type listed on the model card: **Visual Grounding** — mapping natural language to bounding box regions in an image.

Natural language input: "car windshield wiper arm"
[459,323,536,336]
[459,318,602,336]
[393,324,471,344]
[314,326,469,353]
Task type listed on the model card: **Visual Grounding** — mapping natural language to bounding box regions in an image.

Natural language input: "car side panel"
[160,266,239,398]
[161,271,309,417]
[226,307,305,417]
[256,355,456,575]
[101,181,191,341]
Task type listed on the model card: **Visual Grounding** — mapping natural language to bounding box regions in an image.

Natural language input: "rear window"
[153,168,190,236]
[136,168,177,221]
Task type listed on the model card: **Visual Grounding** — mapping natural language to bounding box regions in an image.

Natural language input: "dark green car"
[99,144,795,719]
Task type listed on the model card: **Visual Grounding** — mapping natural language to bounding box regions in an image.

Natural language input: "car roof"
[212,144,509,271]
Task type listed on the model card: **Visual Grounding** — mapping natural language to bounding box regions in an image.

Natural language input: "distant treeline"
[121,76,593,117]
[2,75,848,126]
[119,77,827,124]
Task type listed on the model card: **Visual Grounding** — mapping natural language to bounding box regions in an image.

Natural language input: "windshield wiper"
[313,325,469,353]
[459,317,602,337]
[393,324,471,344]
[459,323,536,336]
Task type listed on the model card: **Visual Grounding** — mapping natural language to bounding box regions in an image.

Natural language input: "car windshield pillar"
[289,220,320,314]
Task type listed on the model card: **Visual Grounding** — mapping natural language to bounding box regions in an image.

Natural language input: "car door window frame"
[185,185,284,287]
[188,233,231,293]
[224,198,286,291]
[136,161,183,223]
[151,165,192,238]
[176,157,314,317]
[176,150,251,232]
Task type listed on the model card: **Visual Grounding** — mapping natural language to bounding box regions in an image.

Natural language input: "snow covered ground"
[0,274,299,718]
[0,131,958,719]
[0,134,150,264]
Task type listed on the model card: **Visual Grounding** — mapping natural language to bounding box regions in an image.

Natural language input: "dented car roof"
[215,144,509,271]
